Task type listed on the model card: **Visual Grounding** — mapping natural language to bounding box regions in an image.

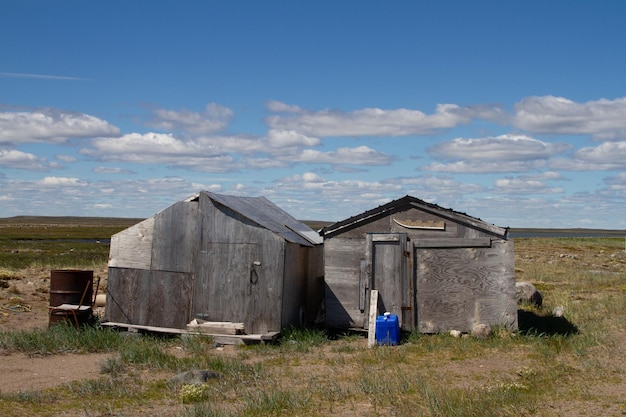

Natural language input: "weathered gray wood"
[415,239,516,333]
[323,198,515,334]
[108,217,154,269]
[324,237,366,328]
[367,289,378,348]
[101,322,280,345]
[413,238,491,248]
[151,199,199,273]
[104,268,193,329]
[367,233,406,328]
[186,320,245,335]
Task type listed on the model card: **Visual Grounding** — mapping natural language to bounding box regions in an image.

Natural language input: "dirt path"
[0,352,110,394]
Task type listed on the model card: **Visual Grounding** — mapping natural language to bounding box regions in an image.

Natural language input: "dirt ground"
[1,243,625,416]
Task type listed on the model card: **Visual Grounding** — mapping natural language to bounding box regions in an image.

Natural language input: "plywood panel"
[415,239,516,333]
[108,217,154,269]
[104,268,193,329]
[151,200,199,273]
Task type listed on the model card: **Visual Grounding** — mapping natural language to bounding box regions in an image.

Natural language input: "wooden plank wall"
[105,267,193,328]
[415,239,517,333]
[324,237,366,328]
[193,195,285,334]
[151,199,199,273]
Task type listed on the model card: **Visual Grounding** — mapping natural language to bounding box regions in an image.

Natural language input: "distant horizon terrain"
[1,215,625,235]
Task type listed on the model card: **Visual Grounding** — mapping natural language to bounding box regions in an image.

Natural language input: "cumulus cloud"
[93,166,136,174]
[266,101,478,137]
[147,103,234,135]
[513,96,626,140]
[266,129,320,148]
[492,176,564,194]
[422,160,549,173]
[0,149,51,170]
[293,146,395,166]
[37,176,88,187]
[266,100,304,113]
[573,141,626,165]
[0,108,120,145]
[549,141,626,171]
[428,134,571,161]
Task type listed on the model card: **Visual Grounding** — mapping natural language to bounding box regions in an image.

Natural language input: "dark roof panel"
[204,192,322,246]
[320,195,507,239]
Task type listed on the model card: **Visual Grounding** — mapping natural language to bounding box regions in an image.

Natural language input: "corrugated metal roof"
[320,195,508,239]
[202,192,322,246]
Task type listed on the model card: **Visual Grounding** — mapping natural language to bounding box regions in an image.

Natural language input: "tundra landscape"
[0,217,625,417]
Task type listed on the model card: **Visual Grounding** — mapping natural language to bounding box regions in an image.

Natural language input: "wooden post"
[367,289,378,348]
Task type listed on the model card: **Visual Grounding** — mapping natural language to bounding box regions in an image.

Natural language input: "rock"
[471,323,492,339]
[418,321,439,333]
[515,281,543,306]
[449,330,462,338]
[168,369,221,387]
[552,306,564,317]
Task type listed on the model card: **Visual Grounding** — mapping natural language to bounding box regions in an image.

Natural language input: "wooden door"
[365,233,408,329]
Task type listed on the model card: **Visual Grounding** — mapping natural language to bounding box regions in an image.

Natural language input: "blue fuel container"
[375,312,400,346]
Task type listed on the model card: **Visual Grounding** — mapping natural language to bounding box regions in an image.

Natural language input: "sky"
[1,1,625,229]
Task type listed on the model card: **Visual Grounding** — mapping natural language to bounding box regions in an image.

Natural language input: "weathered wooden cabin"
[105,191,324,335]
[320,195,517,334]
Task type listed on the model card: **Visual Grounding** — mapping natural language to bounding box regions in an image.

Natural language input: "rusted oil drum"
[49,269,93,326]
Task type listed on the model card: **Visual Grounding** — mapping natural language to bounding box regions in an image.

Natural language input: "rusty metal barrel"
[49,269,93,326]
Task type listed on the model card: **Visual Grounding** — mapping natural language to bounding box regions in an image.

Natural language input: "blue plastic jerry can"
[375,312,400,346]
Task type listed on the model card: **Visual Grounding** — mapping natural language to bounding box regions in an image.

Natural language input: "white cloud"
[573,141,626,165]
[422,160,547,173]
[265,100,304,113]
[0,149,50,170]
[266,103,475,137]
[0,108,120,145]
[513,96,626,140]
[93,166,136,174]
[266,129,320,148]
[493,177,564,195]
[148,103,233,135]
[37,176,88,187]
[293,146,395,166]
[428,134,571,161]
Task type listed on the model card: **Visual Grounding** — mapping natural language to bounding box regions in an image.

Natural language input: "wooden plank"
[186,320,245,335]
[367,289,378,348]
[413,238,491,248]
[371,234,400,242]
[101,322,280,345]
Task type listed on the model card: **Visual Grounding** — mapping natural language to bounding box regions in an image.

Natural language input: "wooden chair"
[48,278,94,329]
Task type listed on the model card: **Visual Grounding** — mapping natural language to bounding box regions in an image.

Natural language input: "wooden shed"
[104,191,324,336]
[320,195,517,334]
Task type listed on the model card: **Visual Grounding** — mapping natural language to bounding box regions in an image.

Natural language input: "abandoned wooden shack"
[104,191,324,337]
[320,195,517,334]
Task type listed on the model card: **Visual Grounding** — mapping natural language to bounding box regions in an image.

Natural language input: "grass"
[0,221,625,416]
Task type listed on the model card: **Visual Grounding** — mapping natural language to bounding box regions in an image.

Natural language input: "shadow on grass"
[517,310,579,336]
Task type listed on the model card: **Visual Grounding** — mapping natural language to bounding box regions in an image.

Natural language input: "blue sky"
[1,1,625,228]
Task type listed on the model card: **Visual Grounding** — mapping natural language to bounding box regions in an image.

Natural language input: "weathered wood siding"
[324,237,365,328]
[105,267,193,328]
[192,194,285,334]
[281,243,308,328]
[151,199,200,273]
[415,239,517,333]
[324,204,516,332]
[108,217,154,269]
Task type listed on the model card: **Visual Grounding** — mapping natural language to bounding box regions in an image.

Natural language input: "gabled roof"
[320,195,508,239]
[185,191,322,246]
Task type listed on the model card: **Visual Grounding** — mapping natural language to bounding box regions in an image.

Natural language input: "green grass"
[1,227,625,416]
